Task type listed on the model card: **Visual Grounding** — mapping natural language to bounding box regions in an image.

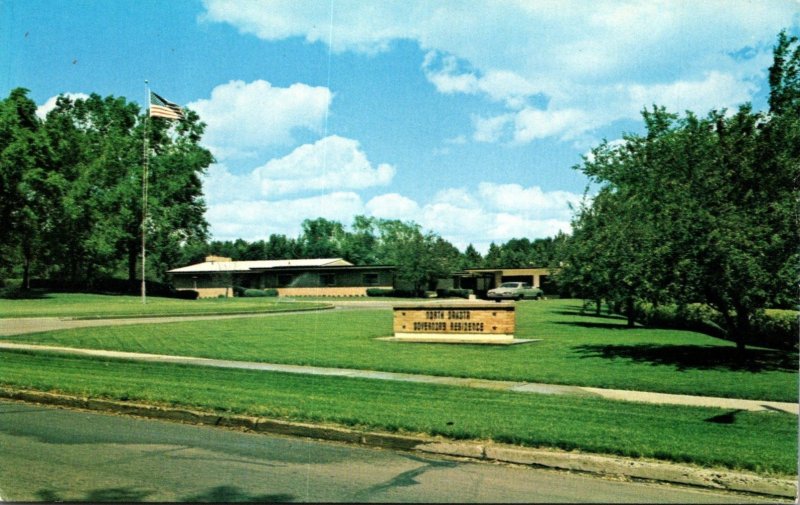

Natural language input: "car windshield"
[499,283,519,288]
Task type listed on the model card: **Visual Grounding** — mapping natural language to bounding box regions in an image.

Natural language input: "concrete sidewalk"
[0,341,795,415]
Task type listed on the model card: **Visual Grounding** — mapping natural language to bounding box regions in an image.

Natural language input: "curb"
[1,388,795,499]
[65,304,335,320]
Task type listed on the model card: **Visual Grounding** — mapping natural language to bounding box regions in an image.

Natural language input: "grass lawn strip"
[0,349,794,476]
[0,292,329,318]
[7,299,796,402]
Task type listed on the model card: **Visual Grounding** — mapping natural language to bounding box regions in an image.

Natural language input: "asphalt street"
[0,400,781,503]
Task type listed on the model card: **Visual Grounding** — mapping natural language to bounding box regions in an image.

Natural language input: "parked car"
[487,282,543,301]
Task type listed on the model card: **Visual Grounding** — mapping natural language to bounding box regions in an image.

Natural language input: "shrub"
[750,310,798,351]
[171,289,199,300]
[243,288,278,298]
[436,288,473,299]
[367,288,394,297]
[635,302,798,350]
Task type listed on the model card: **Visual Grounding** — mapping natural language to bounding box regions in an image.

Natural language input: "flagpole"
[142,80,150,304]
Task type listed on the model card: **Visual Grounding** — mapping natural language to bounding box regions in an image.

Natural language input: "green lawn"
[5,298,796,401]
[0,292,329,318]
[0,350,794,476]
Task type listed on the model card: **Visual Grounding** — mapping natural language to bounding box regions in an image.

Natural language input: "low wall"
[193,287,231,299]
[277,286,393,297]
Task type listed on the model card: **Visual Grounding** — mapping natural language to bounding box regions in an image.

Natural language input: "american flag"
[149,91,184,120]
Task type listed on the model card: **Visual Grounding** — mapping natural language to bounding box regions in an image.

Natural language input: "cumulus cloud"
[627,71,757,116]
[206,191,365,240]
[365,193,420,219]
[205,175,581,251]
[253,135,395,196]
[363,183,581,252]
[204,0,796,144]
[203,135,395,204]
[36,93,90,119]
[187,79,332,160]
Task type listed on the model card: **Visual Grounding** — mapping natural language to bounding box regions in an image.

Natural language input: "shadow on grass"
[555,321,637,330]
[0,288,52,300]
[553,309,628,321]
[572,343,797,372]
[181,485,294,502]
[705,409,743,424]
[36,487,153,502]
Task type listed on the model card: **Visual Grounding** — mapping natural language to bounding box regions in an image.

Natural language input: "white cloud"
[253,135,395,196]
[206,191,365,240]
[203,135,395,204]
[36,93,90,119]
[627,71,757,115]
[512,108,592,143]
[204,0,797,144]
[477,183,581,219]
[472,114,513,143]
[188,79,332,160]
[205,176,581,251]
[366,193,420,219]
[363,183,582,252]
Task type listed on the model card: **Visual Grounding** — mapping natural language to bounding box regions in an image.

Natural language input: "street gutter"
[0,387,794,500]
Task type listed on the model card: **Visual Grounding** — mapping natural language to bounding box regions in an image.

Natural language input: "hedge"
[242,288,278,298]
[635,302,798,351]
[435,288,473,299]
[366,288,420,298]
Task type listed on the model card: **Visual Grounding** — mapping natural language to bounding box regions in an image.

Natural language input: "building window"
[363,273,379,286]
[278,274,293,287]
[320,273,336,286]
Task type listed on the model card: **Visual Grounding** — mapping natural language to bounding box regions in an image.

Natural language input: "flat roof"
[168,258,353,274]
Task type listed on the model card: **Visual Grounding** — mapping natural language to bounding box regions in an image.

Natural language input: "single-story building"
[168,256,395,298]
[452,267,556,298]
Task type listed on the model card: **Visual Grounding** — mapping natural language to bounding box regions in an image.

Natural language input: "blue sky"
[2,1,798,252]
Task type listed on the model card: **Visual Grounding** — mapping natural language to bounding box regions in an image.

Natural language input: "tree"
[0,88,60,287]
[462,244,483,269]
[562,31,799,350]
[299,218,346,258]
[0,90,213,288]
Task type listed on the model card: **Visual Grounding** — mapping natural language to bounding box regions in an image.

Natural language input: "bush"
[635,302,798,350]
[171,289,199,300]
[436,288,473,299]
[243,288,278,297]
[750,310,798,351]
[366,288,394,297]
[366,288,421,298]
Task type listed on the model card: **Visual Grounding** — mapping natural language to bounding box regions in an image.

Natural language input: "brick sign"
[392,303,515,341]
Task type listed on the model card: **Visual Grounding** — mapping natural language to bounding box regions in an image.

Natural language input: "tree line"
[557,31,799,352]
[181,216,563,294]
[0,87,560,295]
[0,89,211,290]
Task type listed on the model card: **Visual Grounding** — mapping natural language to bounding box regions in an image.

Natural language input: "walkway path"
[0,341,795,415]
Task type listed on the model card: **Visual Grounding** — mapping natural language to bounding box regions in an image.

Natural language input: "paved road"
[0,400,781,503]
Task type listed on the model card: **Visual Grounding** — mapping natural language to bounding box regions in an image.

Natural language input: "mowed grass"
[6,299,796,402]
[0,350,794,476]
[0,292,329,318]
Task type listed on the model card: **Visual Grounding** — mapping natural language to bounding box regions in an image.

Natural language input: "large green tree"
[561,31,799,350]
[0,88,62,287]
[0,89,212,289]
